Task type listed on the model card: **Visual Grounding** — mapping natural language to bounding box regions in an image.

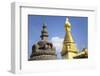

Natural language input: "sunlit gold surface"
[61,18,78,59]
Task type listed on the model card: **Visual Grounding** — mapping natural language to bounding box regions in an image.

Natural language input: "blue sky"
[28,15,88,59]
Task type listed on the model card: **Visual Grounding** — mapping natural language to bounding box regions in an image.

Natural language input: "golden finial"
[65,17,71,26]
[65,17,69,23]
[65,17,71,31]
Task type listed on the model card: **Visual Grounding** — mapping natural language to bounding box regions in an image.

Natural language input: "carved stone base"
[29,55,56,60]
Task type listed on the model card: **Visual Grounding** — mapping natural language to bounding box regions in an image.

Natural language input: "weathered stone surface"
[29,24,57,60]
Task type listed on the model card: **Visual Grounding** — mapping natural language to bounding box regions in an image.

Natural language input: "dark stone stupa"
[29,23,57,60]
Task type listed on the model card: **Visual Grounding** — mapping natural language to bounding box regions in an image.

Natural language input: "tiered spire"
[61,18,78,59]
[64,18,74,43]
[40,23,48,41]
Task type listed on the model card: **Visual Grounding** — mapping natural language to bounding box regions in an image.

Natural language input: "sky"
[28,15,88,59]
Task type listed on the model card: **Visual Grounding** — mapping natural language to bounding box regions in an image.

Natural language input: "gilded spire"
[65,17,71,32]
[65,18,71,26]
[61,17,78,59]
[64,17,74,43]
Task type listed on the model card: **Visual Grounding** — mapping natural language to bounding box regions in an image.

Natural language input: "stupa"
[61,18,78,59]
[61,18,88,59]
[29,23,56,60]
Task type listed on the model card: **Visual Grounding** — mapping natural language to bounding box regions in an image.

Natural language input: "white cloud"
[51,37,64,53]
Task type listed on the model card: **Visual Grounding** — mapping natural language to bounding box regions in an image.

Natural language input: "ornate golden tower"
[61,18,78,59]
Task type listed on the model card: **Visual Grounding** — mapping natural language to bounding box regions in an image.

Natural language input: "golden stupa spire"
[61,17,78,59]
[65,17,71,32]
[64,17,74,43]
[65,18,71,26]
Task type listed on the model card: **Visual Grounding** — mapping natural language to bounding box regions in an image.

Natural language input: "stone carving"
[29,23,56,60]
